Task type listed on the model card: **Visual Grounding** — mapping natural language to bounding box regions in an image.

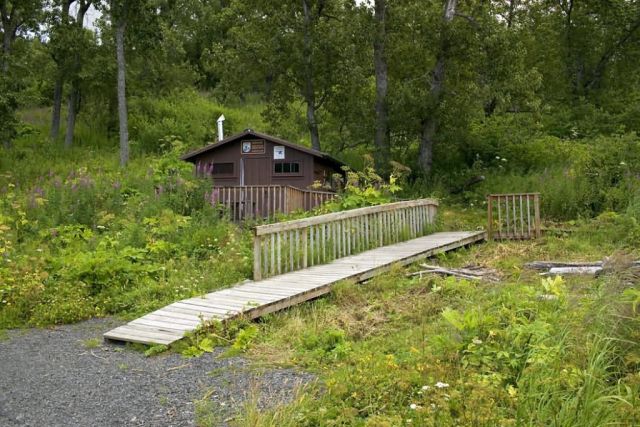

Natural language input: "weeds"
[82,337,101,349]
[222,233,640,426]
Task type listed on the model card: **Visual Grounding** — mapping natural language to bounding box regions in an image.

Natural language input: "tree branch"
[454,12,480,31]
[584,14,640,91]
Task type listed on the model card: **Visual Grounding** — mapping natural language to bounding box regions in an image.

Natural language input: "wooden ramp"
[104,231,485,345]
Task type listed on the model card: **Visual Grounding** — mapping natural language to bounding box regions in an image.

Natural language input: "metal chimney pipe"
[217,114,225,141]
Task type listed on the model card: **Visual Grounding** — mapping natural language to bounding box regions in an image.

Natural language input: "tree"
[216,0,349,151]
[110,0,129,165]
[63,0,92,148]
[418,0,457,175]
[0,0,43,148]
[49,0,74,141]
[373,0,390,175]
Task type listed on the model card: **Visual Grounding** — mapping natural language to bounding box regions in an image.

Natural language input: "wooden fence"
[487,193,540,240]
[210,185,336,221]
[252,199,439,280]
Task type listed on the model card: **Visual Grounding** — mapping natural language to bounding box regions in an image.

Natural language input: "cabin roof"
[180,129,345,169]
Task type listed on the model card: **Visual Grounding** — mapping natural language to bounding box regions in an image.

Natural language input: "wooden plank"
[190,295,248,309]
[105,325,183,342]
[130,318,194,332]
[201,294,265,307]
[142,313,202,327]
[233,285,300,297]
[104,329,175,346]
[177,300,241,315]
[153,308,208,321]
[222,287,293,300]
[171,302,229,317]
[241,282,321,292]
[216,288,279,301]
[214,290,277,303]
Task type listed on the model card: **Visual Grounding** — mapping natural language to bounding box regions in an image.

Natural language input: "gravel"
[0,318,314,427]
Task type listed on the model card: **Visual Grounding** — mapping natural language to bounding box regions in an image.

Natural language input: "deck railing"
[487,193,540,240]
[211,185,336,221]
[252,199,439,280]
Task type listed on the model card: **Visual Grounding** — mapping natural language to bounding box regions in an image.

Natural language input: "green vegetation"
[0,135,252,329]
[2,1,640,425]
[82,337,101,349]
[205,227,640,426]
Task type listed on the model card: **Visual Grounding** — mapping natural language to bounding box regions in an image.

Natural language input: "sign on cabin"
[273,145,285,159]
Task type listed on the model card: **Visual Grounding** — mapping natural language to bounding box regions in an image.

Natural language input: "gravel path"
[0,318,314,427]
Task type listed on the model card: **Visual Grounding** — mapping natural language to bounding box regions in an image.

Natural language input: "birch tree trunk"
[64,87,79,148]
[115,10,129,166]
[373,0,389,175]
[302,0,321,151]
[63,0,91,148]
[418,0,457,175]
[50,0,73,141]
[1,24,12,76]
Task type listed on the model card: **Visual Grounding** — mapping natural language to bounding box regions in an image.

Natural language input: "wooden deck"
[104,231,485,345]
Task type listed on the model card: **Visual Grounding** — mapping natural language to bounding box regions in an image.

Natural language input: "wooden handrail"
[253,198,439,280]
[487,193,540,240]
[255,198,438,235]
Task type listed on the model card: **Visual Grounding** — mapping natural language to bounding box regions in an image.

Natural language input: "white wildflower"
[410,403,417,410]
[472,338,483,345]
[422,385,431,391]
[435,381,449,389]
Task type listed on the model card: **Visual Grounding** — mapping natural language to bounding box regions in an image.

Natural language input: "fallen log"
[525,261,603,270]
[541,266,603,276]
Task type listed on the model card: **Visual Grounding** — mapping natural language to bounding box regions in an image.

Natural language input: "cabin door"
[242,157,270,186]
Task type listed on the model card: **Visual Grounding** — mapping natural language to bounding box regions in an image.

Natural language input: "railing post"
[302,228,308,268]
[534,193,541,238]
[487,196,493,241]
[253,230,262,281]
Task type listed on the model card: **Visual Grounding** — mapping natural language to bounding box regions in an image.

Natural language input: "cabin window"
[274,162,300,174]
[211,162,234,175]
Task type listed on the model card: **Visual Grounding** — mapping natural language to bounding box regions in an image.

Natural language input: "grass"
[190,222,640,426]
[82,337,101,349]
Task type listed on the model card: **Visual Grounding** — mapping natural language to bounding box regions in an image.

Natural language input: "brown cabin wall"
[190,137,326,188]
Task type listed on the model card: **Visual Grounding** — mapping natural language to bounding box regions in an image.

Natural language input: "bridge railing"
[487,193,540,240]
[252,199,439,280]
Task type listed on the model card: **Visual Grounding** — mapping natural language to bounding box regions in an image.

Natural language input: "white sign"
[274,146,285,159]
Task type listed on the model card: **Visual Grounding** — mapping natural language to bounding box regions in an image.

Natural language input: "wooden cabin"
[180,130,345,220]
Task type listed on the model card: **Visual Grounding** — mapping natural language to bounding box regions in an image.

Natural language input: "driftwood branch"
[525,259,640,276]
[409,264,500,282]
[524,261,603,270]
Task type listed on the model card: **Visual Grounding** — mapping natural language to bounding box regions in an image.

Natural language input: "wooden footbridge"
[104,199,486,345]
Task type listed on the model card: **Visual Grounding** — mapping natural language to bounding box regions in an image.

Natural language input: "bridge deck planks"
[104,231,485,345]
